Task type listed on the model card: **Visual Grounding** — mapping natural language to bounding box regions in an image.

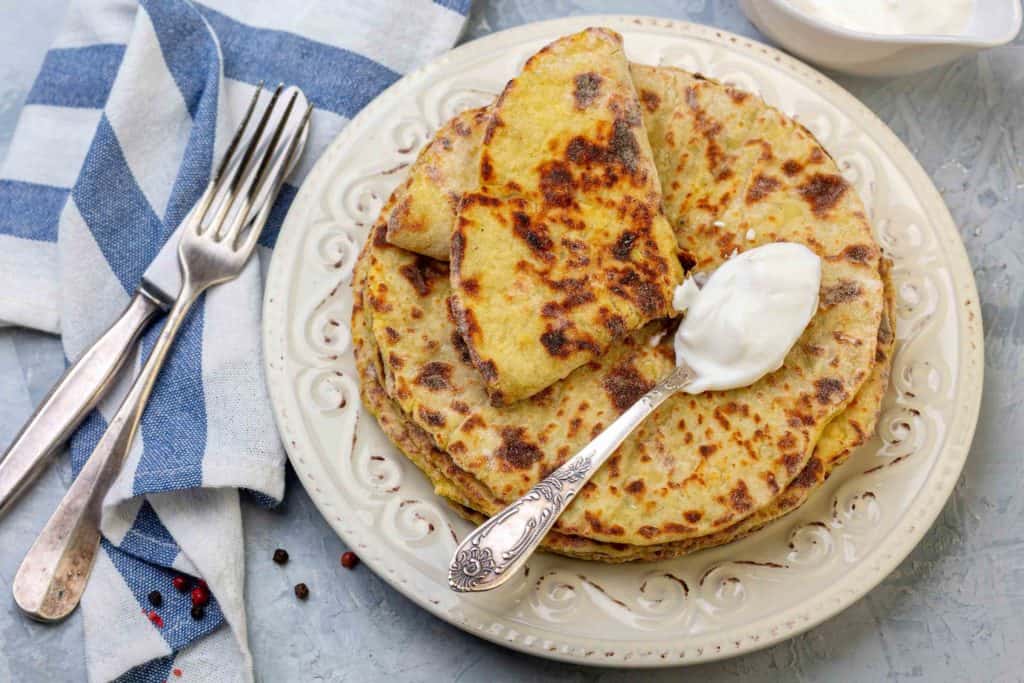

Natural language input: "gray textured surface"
[1,1,1023,681]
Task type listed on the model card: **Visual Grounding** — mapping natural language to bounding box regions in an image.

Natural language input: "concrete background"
[1,1,1022,680]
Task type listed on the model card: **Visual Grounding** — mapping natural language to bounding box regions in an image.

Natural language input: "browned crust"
[352,238,896,562]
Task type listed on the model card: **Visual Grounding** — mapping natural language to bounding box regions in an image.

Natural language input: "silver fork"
[11,84,312,622]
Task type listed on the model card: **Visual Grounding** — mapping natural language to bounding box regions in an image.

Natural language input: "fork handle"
[0,291,163,519]
[12,282,202,621]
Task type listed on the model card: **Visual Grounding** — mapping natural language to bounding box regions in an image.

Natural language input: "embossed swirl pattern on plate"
[264,17,982,666]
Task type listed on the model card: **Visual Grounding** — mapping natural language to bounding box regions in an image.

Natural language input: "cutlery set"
[0,84,311,622]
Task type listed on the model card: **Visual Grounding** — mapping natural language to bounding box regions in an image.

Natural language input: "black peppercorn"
[273,548,289,565]
[148,590,163,608]
[294,583,309,600]
[191,605,205,620]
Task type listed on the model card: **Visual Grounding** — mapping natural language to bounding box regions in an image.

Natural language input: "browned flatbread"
[355,34,886,553]
[386,107,490,261]
[354,241,895,561]
[449,28,684,405]
[359,76,883,548]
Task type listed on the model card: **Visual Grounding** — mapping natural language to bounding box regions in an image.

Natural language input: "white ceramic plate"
[263,16,983,667]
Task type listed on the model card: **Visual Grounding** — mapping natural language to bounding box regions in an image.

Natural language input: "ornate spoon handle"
[448,362,695,593]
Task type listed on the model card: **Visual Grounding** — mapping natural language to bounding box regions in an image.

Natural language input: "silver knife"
[0,230,182,517]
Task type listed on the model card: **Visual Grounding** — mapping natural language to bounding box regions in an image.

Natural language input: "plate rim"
[262,14,984,668]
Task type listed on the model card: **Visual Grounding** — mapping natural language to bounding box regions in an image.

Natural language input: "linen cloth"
[0,1,470,680]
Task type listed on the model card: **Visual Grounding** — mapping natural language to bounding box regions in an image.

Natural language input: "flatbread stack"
[352,28,894,562]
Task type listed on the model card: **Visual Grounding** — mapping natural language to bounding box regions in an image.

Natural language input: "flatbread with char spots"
[356,49,885,548]
[359,199,881,547]
[386,107,490,260]
[353,244,895,561]
[380,66,795,265]
[450,261,896,561]
[449,29,684,405]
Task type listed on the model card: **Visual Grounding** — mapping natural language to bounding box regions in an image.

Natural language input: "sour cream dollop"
[784,0,974,36]
[673,242,821,394]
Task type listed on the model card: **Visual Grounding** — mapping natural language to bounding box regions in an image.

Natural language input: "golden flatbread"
[356,39,886,551]
[449,29,684,405]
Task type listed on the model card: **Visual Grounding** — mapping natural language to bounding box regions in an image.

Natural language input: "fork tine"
[236,102,313,253]
[249,90,300,196]
[221,89,301,247]
[192,82,264,228]
[202,84,283,237]
[214,81,264,184]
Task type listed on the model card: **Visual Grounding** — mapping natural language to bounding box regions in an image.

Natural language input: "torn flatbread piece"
[449,28,684,404]
[386,107,490,260]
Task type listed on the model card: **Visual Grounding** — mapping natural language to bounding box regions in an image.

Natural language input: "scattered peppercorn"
[190,605,205,620]
[148,590,163,608]
[294,583,309,600]
[191,585,210,607]
[273,548,289,565]
[340,551,359,569]
[197,579,208,591]
[172,575,189,593]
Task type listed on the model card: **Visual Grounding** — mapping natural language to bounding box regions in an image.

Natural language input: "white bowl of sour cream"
[740,0,1022,76]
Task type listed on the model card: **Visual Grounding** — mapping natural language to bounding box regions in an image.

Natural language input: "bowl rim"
[760,0,1023,47]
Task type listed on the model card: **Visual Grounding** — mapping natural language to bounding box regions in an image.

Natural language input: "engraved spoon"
[448,361,696,593]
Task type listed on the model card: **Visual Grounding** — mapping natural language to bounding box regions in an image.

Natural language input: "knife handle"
[0,292,162,518]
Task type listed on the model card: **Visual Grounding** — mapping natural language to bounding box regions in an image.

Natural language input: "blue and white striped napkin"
[0,1,470,680]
